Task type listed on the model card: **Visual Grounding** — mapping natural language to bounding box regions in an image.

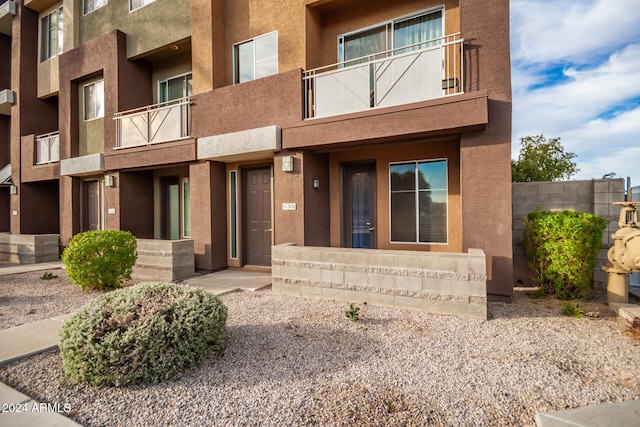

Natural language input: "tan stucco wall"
[79,0,190,58]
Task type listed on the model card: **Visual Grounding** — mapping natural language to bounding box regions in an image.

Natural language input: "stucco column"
[59,175,80,246]
[460,0,513,300]
[274,151,305,246]
[190,161,226,271]
[190,0,225,93]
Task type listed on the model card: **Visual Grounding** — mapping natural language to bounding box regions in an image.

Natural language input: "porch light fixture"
[312,179,320,189]
[281,156,294,173]
[9,184,18,195]
[104,175,114,187]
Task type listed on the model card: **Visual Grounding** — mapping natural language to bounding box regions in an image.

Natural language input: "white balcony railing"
[35,131,60,164]
[114,97,191,148]
[304,33,464,119]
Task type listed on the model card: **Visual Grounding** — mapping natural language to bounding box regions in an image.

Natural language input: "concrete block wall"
[272,244,487,318]
[132,239,195,282]
[512,179,625,291]
[0,234,60,264]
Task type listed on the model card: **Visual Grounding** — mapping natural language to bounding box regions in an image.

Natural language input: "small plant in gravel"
[345,304,360,321]
[40,271,58,280]
[59,282,228,387]
[561,302,585,318]
[61,230,137,291]
[625,318,640,341]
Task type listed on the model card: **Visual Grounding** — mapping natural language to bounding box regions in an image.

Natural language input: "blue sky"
[510,0,640,185]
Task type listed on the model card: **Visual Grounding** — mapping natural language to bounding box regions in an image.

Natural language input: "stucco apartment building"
[1,0,513,304]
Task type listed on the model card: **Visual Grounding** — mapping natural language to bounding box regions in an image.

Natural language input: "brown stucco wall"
[0,34,10,89]
[190,0,225,94]
[191,69,303,138]
[10,3,59,234]
[459,0,513,299]
[283,91,488,149]
[0,116,9,167]
[0,190,9,232]
[18,180,60,234]
[190,161,227,271]
[105,139,196,171]
[118,170,154,239]
[302,151,330,246]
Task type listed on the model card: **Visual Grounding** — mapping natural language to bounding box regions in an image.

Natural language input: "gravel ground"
[1,270,639,426]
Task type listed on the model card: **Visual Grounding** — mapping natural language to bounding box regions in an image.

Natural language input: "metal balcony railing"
[35,131,60,164]
[114,97,191,148]
[304,33,464,119]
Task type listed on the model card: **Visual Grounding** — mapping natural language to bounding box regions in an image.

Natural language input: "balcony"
[304,34,463,119]
[0,1,16,36]
[114,97,191,149]
[35,131,60,165]
[0,89,15,115]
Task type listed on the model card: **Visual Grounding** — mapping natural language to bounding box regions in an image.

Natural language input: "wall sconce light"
[9,184,18,195]
[281,156,294,173]
[104,175,114,187]
[312,179,320,189]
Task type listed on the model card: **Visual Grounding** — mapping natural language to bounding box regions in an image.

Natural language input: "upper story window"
[338,8,443,64]
[233,32,278,84]
[40,6,63,62]
[83,0,107,15]
[390,159,448,244]
[83,80,104,121]
[130,0,155,12]
[158,73,192,103]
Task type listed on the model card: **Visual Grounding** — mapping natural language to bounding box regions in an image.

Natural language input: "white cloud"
[510,0,640,185]
[511,0,640,65]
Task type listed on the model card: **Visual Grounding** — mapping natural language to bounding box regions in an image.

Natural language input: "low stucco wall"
[272,244,487,318]
[0,234,60,264]
[132,239,195,282]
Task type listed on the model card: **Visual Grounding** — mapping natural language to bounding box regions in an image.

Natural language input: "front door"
[343,162,377,248]
[82,180,100,231]
[243,167,272,266]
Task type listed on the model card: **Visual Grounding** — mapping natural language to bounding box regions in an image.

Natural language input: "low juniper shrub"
[59,282,228,387]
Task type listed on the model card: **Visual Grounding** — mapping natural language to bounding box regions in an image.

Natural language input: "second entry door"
[244,167,272,266]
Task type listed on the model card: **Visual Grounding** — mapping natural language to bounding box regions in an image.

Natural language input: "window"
[390,159,447,244]
[40,7,63,62]
[83,80,104,121]
[338,8,443,64]
[83,0,107,15]
[233,32,278,83]
[158,73,192,103]
[130,0,154,12]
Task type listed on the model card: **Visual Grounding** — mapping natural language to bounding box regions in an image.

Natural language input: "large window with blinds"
[338,7,443,64]
[390,159,448,244]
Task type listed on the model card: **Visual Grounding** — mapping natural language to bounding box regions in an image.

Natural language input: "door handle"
[369,226,375,231]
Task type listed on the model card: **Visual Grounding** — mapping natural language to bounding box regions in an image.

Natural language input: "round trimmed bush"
[59,282,228,387]
[62,230,137,291]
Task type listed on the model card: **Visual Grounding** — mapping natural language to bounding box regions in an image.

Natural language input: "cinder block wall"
[512,179,625,291]
[132,239,195,282]
[272,244,487,318]
[0,234,60,263]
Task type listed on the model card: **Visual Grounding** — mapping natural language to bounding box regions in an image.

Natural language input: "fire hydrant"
[603,202,640,303]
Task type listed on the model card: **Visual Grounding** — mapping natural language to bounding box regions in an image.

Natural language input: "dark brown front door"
[83,180,100,231]
[243,167,272,266]
[343,162,377,248]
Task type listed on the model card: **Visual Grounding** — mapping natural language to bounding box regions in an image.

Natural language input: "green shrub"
[561,302,585,318]
[59,282,228,387]
[62,230,137,291]
[525,210,606,299]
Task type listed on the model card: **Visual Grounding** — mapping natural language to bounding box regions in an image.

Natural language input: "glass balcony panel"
[115,98,190,148]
